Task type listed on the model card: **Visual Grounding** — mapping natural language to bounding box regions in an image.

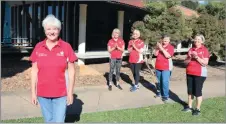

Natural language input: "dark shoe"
[192,109,201,116]
[130,84,139,90]
[162,97,169,103]
[130,86,138,92]
[182,107,192,112]
[108,85,112,91]
[155,91,161,98]
[117,85,123,90]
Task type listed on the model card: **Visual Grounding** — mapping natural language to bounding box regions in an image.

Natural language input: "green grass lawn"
[2,97,225,123]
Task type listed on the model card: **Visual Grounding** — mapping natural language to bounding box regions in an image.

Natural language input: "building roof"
[171,5,199,18]
[114,0,144,8]
[109,0,145,9]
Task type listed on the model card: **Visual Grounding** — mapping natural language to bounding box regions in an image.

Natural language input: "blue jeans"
[155,70,171,98]
[38,96,67,123]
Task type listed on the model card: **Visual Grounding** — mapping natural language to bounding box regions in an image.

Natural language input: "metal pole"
[1,1,5,43]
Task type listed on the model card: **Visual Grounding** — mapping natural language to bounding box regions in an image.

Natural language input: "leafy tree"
[132,0,226,61]
[197,4,207,13]
[181,0,199,10]
[144,1,167,16]
[133,2,194,47]
[193,14,226,59]
[197,1,226,20]
[165,0,181,8]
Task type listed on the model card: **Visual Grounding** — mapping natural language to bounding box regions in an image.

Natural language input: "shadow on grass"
[65,94,84,123]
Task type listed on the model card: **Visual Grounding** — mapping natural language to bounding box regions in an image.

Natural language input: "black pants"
[187,74,206,97]
[130,63,142,85]
[109,59,122,83]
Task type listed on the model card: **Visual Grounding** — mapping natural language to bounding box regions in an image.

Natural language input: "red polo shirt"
[186,45,210,77]
[155,44,174,71]
[128,39,144,63]
[107,38,125,59]
[30,38,77,97]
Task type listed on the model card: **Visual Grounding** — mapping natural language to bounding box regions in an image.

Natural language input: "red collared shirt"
[30,38,77,97]
[128,39,145,63]
[186,45,210,77]
[155,44,174,70]
[107,38,125,59]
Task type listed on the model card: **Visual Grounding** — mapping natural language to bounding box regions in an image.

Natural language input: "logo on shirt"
[37,52,47,57]
[57,51,64,56]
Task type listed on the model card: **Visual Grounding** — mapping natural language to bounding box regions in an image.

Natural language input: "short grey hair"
[195,34,205,43]
[42,14,61,30]
[112,28,121,37]
[161,34,170,39]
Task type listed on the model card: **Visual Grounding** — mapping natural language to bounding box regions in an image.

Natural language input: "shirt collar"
[112,38,120,42]
[163,43,170,48]
[41,38,63,48]
[193,45,204,50]
[133,39,140,43]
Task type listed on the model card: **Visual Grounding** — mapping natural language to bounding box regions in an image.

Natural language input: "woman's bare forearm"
[31,63,38,95]
[133,45,143,53]
[161,49,171,58]
[128,47,133,53]
[196,57,209,66]
[117,46,125,52]
[67,62,75,94]
[108,47,116,53]
[154,49,159,56]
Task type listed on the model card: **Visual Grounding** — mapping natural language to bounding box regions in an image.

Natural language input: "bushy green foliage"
[193,14,226,55]
[131,0,226,60]
[181,0,199,10]
[197,1,226,20]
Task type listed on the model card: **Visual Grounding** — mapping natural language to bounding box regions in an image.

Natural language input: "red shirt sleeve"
[203,47,210,58]
[107,39,113,48]
[67,43,78,63]
[168,45,175,57]
[128,40,132,49]
[30,43,41,63]
[137,40,144,49]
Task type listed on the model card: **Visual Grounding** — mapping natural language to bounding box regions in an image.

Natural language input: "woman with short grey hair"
[183,34,210,116]
[30,14,77,122]
[107,28,125,91]
[128,29,145,92]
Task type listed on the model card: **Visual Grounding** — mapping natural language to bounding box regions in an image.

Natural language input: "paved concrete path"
[1,77,225,120]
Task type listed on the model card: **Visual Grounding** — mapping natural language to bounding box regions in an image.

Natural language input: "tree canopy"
[132,0,226,60]
[181,0,199,10]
